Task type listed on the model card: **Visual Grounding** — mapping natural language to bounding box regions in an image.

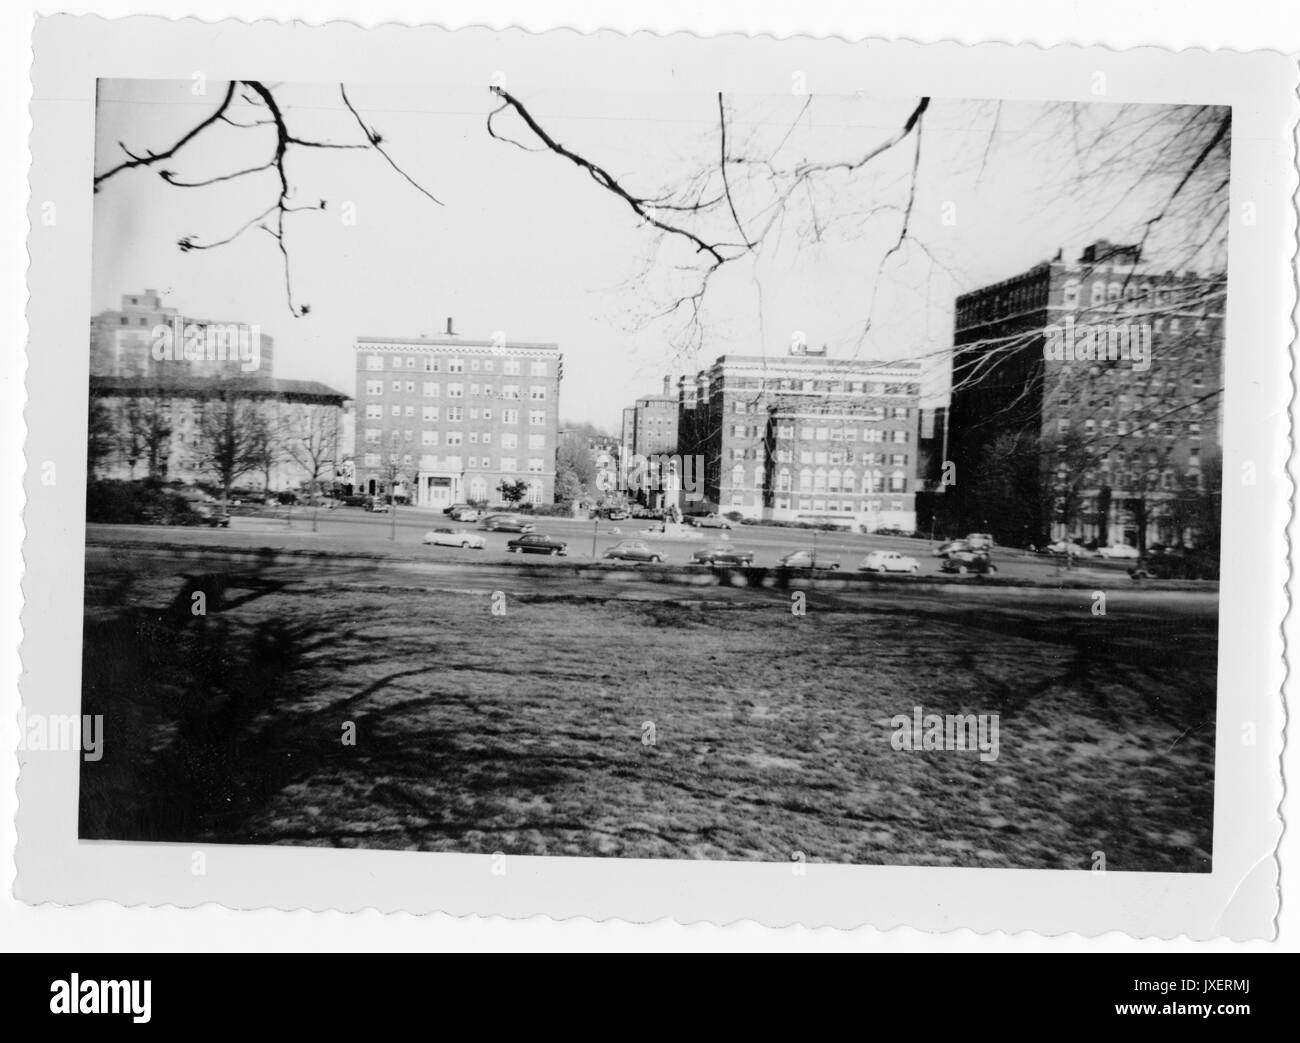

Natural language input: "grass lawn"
[80,554,1217,871]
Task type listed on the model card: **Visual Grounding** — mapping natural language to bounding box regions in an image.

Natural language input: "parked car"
[776,550,840,570]
[443,502,471,516]
[483,514,536,533]
[1046,539,1092,558]
[685,513,735,529]
[1129,551,1219,580]
[603,539,664,563]
[965,532,995,550]
[365,498,389,513]
[449,506,481,522]
[941,550,998,575]
[601,506,632,521]
[1095,542,1141,560]
[859,550,921,574]
[507,533,568,556]
[193,502,231,528]
[341,494,370,507]
[631,506,665,520]
[932,539,970,558]
[422,528,486,550]
[873,526,908,537]
[692,543,754,566]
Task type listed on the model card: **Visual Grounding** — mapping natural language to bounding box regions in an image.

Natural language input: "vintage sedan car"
[1095,542,1141,559]
[603,539,664,563]
[365,498,389,513]
[1046,539,1092,558]
[601,506,632,521]
[685,513,735,529]
[482,514,536,533]
[507,533,568,556]
[940,550,998,575]
[932,539,969,558]
[859,550,921,574]
[193,502,231,528]
[692,543,754,566]
[448,506,481,522]
[1129,551,1219,581]
[422,528,486,550]
[964,532,995,550]
[776,550,840,570]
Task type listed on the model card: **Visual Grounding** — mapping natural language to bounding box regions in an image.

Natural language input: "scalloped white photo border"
[17,15,1294,938]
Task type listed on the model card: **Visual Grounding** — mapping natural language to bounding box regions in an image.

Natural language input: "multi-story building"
[353,326,563,508]
[676,346,922,529]
[91,289,275,379]
[947,239,1225,547]
[89,374,349,490]
[626,380,680,457]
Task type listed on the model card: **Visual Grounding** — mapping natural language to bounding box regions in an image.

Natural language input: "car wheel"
[989,565,998,573]
[550,548,560,556]
[651,556,662,563]
[910,565,918,574]
[461,541,470,548]
[957,565,968,575]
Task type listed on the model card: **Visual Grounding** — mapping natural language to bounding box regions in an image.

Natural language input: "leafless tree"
[194,389,268,507]
[284,402,341,531]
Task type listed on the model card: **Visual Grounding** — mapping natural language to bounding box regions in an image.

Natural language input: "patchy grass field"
[80,554,1216,871]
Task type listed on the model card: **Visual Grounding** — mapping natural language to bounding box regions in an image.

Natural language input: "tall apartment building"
[624,378,680,457]
[90,289,275,379]
[353,326,563,508]
[677,347,922,529]
[947,239,1225,547]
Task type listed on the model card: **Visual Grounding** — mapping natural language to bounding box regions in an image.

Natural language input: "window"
[891,408,908,419]
[1108,282,1122,302]
[529,411,546,426]
[844,427,858,441]
[447,407,464,422]
[403,430,414,443]
[447,358,464,373]
[1084,419,1096,435]
[424,357,439,373]
[406,357,415,369]
[502,409,519,424]
[1062,280,1080,308]
[484,360,495,372]
[530,361,548,376]
[446,432,463,446]
[503,385,521,400]
[503,360,521,375]
[889,472,906,492]
[1091,281,1106,306]
[365,404,382,419]
[814,451,828,466]
[483,384,493,397]
[482,433,492,445]
[422,406,438,422]
[732,424,746,438]
[777,424,795,439]
[483,409,493,421]
[367,355,384,371]
[366,380,383,396]
[501,457,517,472]
[470,384,479,397]
[421,430,438,447]
[404,405,415,418]
[1189,423,1201,438]
[816,427,829,441]
[799,451,812,465]
[471,359,481,372]
[469,432,479,444]
[364,453,380,467]
[527,458,544,473]
[390,405,401,417]
[528,434,545,450]
[501,433,518,449]
[422,382,438,397]
[448,383,464,398]
[364,428,381,445]
[530,386,546,401]
[1057,418,1070,434]
[469,409,479,420]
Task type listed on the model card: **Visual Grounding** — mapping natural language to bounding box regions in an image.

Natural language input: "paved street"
[90,504,1147,587]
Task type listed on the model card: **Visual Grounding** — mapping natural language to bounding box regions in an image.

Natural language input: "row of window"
[763,424,910,443]
[365,404,548,426]
[365,354,549,377]
[1057,418,1203,438]
[720,380,920,396]
[364,428,546,450]
[1062,279,1215,312]
[365,379,547,401]
[361,452,546,473]
[765,498,908,513]
[726,466,909,494]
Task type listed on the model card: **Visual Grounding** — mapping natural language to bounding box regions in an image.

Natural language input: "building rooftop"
[90,374,350,400]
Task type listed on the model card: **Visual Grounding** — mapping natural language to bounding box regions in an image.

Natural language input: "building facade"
[947,240,1225,548]
[91,289,275,379]
[676,348,922,529]
[353,331,563,508]
[89,375,349,492]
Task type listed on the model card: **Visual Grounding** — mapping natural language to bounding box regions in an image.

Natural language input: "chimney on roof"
[446,317,456,336]
[663,375,671,396]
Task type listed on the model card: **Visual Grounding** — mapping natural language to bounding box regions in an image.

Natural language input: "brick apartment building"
[947,239,1225,548]
[676,346,922,529]
[91,289,275,379]
[353,325,563,508]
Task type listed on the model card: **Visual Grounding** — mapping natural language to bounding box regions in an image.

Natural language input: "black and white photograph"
[80,76,1225,871]
[16,17,1292,938]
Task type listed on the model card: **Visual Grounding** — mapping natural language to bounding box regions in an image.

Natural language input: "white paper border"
[16,16,1295,939]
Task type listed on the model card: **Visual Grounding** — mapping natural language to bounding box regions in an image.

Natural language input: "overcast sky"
[92,80,1215,430]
